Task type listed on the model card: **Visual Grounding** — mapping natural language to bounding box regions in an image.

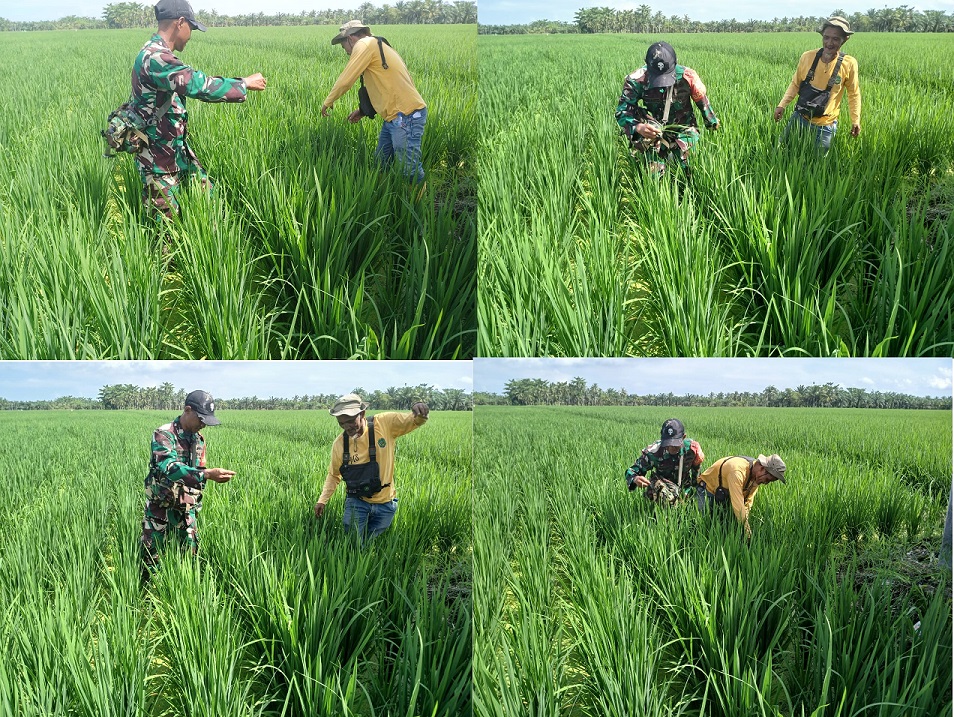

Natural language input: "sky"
[1,0,370,22]
[479,0,954,26]
[0,361,473,401]
[5,0,954,23]
[474,358,953,398]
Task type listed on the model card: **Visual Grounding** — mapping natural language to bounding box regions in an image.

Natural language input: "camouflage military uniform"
[615,65,719,175]
[130,34,247,219]
[141,417,208,575]
[626,437,705,506]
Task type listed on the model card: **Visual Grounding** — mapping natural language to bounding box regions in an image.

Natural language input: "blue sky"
[2,0,384,22]
[6,0,954,23]
[479,1,954,25]
[0,361,473,401]
[474,358,953,398]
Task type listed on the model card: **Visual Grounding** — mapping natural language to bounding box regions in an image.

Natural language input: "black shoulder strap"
[826,52,846,90]
[360,37,390,88]
[374,36,389,70]
[368,416,376,463]
[342,416,377,466]
[718,455,755,489]
[806,48,824,82]
[717,458,730,489]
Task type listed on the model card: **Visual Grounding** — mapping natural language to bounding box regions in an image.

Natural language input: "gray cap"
[331,20,370,45]
[329,393,370,417]
[155,0,207,32]
[185,389,220,425]
[757,454,786,483]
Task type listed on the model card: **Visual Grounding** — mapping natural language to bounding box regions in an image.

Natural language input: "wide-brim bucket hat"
[329,393,371,416]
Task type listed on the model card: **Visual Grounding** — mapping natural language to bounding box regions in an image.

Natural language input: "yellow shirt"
[318,410,427,505]
[779,49,861,127]
[697,456,759,525]
[322,36,426,122]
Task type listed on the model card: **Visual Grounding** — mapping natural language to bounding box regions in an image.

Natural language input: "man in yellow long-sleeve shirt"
[696,454,787,537]
[773,16,861,153]
[313,392,428,538]
[321,20,427,183]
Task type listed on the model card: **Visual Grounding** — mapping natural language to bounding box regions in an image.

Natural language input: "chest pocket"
[340,416,390,499]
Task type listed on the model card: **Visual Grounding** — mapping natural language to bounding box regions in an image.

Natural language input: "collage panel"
[4,0,954,714]
[0,2,476,360]
[473,357,953,715]
[0,360,473,715]
[477,14,953,357]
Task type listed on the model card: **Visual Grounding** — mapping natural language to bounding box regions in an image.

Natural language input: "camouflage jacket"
[145,417,207,509]
[628,437,705,486]
[616,65,718,145]
[130,33,247,175]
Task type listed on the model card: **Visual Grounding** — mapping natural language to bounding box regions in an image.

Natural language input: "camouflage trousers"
[631,128,700,176]
[140,499,200,578]
[643,478,693,507]
[139,163,210,221]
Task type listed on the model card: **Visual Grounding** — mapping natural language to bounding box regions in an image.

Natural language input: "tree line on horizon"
[1,0,477,31]
[0,382,473,411]
[475,377,950,409]
[478,4,952,34]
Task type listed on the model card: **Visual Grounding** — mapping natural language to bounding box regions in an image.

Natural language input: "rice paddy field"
[474,405,953,716]
[0,25,476,359]
[478,33,954,357]
[0,409,471,716]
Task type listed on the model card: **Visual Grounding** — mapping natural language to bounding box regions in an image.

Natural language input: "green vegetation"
[0,409,472,716]
[479,5,954,34]
[0,25,475,358]
[2,1,478,31]
[478,32,953,356]
[474,405,952,715]
[478,376,948,409]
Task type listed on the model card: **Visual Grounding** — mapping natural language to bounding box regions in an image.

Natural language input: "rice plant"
[478,32,954,356]
[474,404,952,715]
[0,25,476,359]
[0,408,472,716]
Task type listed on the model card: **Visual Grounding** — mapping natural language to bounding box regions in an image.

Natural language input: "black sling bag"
[714,456,754,506]
[795,49,845,119]
[358,36,390,119]
[340,416,389,499]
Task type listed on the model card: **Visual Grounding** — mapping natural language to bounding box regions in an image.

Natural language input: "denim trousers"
[342,495,398,539]
[781,112,837,152]
[376,107,427,183]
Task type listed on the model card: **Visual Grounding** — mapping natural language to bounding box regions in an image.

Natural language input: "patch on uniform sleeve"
[378,438,387,448]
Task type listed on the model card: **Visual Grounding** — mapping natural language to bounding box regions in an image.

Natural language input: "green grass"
[477,32,954,356]
[0,25,476,359]
[474,405,952,716]
[0,409,472,716]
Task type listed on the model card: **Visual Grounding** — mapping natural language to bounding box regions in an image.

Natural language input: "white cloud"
[930,374,953,391]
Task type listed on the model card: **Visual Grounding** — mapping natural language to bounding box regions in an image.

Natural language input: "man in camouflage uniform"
[616,41,719,177]
[625,418,705,506]
[130,0,267,220]
[141,389,235,581]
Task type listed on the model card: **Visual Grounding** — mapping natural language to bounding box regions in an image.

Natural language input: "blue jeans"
[343,495,398,539]
[696,484,721,513]
[781,112,837,153]
[376,107,426,183]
